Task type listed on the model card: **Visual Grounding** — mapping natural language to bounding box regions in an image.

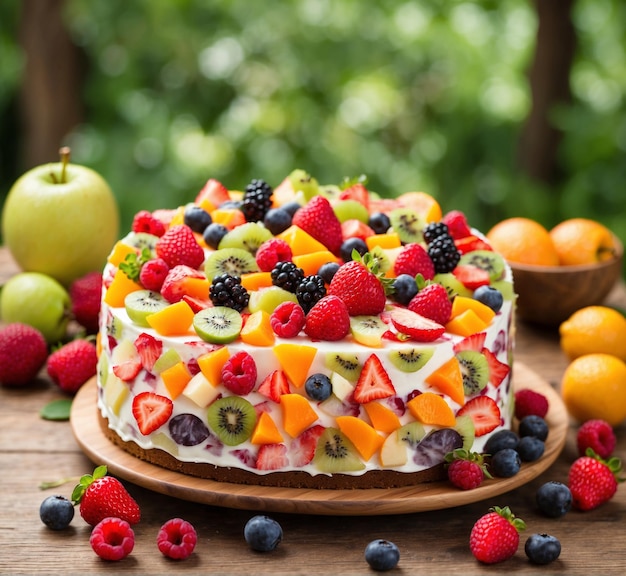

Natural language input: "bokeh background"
[1,0,625,241]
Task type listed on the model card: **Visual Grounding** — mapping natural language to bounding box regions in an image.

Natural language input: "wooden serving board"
[70,363,568,516]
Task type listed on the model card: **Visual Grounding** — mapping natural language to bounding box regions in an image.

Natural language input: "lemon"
[559,306,626,361]
[561,353,626,426]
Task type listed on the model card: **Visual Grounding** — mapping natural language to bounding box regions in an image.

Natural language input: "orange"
[486,217,559,266]
[561,353,626,426]
[559,306,626,361]
[549,218,617,265]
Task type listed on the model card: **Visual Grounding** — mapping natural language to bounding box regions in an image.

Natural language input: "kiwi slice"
[332,200,370,224]
[193,306,243,344]
[324,352,362,383]
[389,346,434,373]
[490,279,516,301]
[389,208,425,244]
[313,428,365,473]
[454,415,476,451]
[153,348,182,374]
[120,231,159,255]
[368,245,392,275]
[458,250,505,282]
[97,354,109,388]
[204,247,259,281]
[397,421,426,448]
[433,273,473,299]
[349,315,388,347]
[124,290,169,327]
[207,396,257,446]
[218,222,273,255]
[456,350,490,396]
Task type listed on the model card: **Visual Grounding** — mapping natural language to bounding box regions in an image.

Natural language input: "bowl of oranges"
[486,217,624,326]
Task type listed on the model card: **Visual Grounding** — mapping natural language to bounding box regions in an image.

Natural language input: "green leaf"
[40,399,73,421]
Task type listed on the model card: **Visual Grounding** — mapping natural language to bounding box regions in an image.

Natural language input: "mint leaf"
[40,399,73,421]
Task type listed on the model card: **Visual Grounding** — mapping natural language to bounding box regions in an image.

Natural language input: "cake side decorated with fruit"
[96,171,516,488]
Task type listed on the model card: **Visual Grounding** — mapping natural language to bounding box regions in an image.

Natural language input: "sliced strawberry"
[353,354,396,404]
[453,332,487,354]
[389,307,445,343]
[452,265,491,290]
[256,443,289,470]
[182,294,212,313]
[134,332,162,372]
[340,219,375,241]
[161,265,205,303]
[338,182,370,209]
[112,358,143,382]
[290,424,325,467]
[482,348,511,388]
[456,396,502,437]
[257,370,291,403]
[455,235,492,255]
[195,178,231,207]
[132,392,173,435]
[442,210,472,239]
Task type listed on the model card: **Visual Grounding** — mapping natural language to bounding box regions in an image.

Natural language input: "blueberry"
[516,435,545,462]
[473,285,503,313]
[490,447,521,477]
[304,373,332,401]
[39,495,75,530]
[340,237,369,262]
[244,515,283,552]
[218,199,242,210]
[317,261,340,285]
[484,429,519,455]
[263,208,292,235]
[519,415,549,441]
[368,212,391,235]
[391,274,418,306]
[525,533,561,565]
[364,539,400,571]
[203,222,229,249]
[281,201,302,217]
[184,204,213,234]
[536,481,572,518]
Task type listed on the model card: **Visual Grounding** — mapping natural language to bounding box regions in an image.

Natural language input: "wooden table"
[1,247,625,575]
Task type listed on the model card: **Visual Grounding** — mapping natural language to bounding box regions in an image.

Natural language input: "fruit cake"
[96,171,515,489]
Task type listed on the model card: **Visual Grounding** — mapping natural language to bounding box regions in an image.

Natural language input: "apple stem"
[59,146,71,183]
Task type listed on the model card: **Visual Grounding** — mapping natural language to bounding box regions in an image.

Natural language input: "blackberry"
[209,274,249,312]
[241,178,273,222]
[427,234,460,273]
[423,221,450,244]
[296,275,326,313]
[271,261,305,293]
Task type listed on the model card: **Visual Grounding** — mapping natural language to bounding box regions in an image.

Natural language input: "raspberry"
[139,258,170,291]
[304,295,350,341]
[90,517,135,561]
[70,271,103,333]
[132,210,166,237]
[221,350,257,394]
[393,243,435,280]
[514,389,549,420]
[0,323,48,387]
[255,238,293,272]
[157,518,197,560]
[442,210,472,239]
[576,419,616,459]
[270,301,306,338]
[445,449,491,490]
[47,339,98,394]
[156,224,205,269]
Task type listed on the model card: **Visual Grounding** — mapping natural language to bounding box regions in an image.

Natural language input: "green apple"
[2,147,119,286]
[0,272,71,344]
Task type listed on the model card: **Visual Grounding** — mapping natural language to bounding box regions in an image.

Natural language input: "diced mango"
[104,269,143,308]
[251,412,284,445]
[210,208,246,230]
[273,343,317,387]
[240,272,273,291]
[179,277,211,301]
[407,392,456,427]
[445,309,489,337]
[197,346,230,386]
[197,198,217,214]
[292,251,338,276]
[365,233,401,251]
[146,300,195,336]
[280,393,319,438]
[107,241,138,267]
[336,416,384,461]
[451,296,496,324]
[276,225,328,256]
[424,357,465,406]
[240,310,275,347]
[161,361,193,399]
[363,401,402,434]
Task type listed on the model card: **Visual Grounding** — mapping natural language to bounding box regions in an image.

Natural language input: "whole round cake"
[96,171,515,488]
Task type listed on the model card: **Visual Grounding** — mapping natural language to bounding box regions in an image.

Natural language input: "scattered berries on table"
[295,274,327,313]
[518,415,549,441]
[408,282,452,326]
[490,448,521,478]
[47,339,98,394]
[445,449,492,490]
[39,495,75,530]
[364,539,400,571]
[568,449,623,511]
[514,389,549,420]
[157,518,197,560]
[209,274,250,312]
[535,481,572,518]
[72,465,141,527]
[304,295,351,341]
[156,224,205,270]
[271,261,305,293]
[469,506,526,564]
[243,515,283,552]
[90,517,135,561]
[70,271,103,333]
[269,301,306,338]
[576,419,616,459]
[0,322,48,387]
[524,533,561,565]
[132,209,166,237]
[241,178,273,222]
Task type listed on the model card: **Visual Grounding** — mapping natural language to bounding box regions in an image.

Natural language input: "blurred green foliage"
[1,0,624,243]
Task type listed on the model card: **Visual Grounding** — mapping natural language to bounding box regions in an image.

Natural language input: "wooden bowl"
[510,236,624,327]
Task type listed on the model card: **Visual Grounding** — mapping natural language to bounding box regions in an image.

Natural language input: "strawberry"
[257,369,291,403]
[112,358,143,382]
[0,323,48,387]
[393,243,435,280]
[161,264,206,303]
[132,210,166,237]
[304,295,350,341]
[456,396,502,436]
[568,449,623,510]
[452,265,491,290]
[514,388,549,421]
[407,283,452,325]
[576,419,616,459]
[47,339,98,394]
[452,331,487,353]
[134,333,162,372]
[156,224,205,270]
[442,210,472,239]
[353,354,396,403]
[338,182,370,209]
[139,258,170,291]
[70,271,103,333]
[341,219,375,242]
[328,258,386,316]
[445,449,492,490]
[290,425,325,467]
[469,506,525,564]
[256,443,289,470]
[182,294,211,313]
[195,178,231,207]
[72,465,141,527]
[454,235,492,255]
[292,195,343,255]
[389,307,445,343]
[482,348,510,387]
[132,392,173,435]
